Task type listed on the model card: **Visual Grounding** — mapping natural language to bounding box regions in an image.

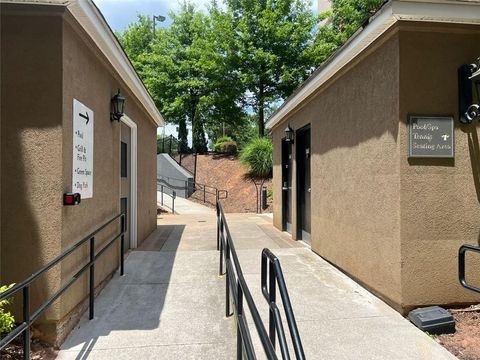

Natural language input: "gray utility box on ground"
[408,306,455,334]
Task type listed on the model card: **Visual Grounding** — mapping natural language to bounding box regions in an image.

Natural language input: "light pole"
[153,15,166,35]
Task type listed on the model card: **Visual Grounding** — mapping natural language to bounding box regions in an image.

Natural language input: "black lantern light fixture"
[284,124,294,143]
[111,89,125,121]
[459,57,480,124]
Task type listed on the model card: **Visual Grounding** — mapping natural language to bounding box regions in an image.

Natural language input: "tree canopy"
[119,0,384,146]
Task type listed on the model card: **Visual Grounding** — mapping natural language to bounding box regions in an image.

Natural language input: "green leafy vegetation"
[119,0,384,145]
[214,136,238,154]
[267,188,274,200]
[240,137,273,179]
[312,0,385,64]
[0,284,15,334]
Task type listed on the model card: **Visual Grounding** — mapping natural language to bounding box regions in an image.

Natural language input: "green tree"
[311,0,384,65]
[119,2,245,153]
[225,0,315,137]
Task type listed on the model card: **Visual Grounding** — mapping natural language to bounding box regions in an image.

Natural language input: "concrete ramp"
[157,153,193,198]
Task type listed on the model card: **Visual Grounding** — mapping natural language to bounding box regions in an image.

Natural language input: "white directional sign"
[72,99,94,198]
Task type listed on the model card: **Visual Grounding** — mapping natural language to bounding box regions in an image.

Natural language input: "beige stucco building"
[268,0,480,314]
[1,0,163,344]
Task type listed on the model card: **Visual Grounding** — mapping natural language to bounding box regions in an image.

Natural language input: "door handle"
[307,188,311,193]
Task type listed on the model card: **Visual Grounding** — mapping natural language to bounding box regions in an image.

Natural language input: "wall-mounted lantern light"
[111,89,125,121]
[459,58,480,124]
[284,124,294,143]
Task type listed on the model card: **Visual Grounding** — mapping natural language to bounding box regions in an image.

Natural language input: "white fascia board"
[392,0,480,24]
[266,0,480,130]
[68,0,164,127]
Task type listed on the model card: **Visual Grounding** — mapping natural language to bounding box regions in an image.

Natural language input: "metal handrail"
[0,213,126,360]
[459,244,480,293]
[156,180,176,214]
[262,249,305,360]
[217,201,304,359]
[217,201,276,359]
[158,134,191,155]
[157,175,228,203]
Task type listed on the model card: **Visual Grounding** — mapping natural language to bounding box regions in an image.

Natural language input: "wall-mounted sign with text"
[408,115,454,158]
[72,99,94,198]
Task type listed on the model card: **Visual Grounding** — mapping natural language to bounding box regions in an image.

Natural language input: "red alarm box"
[63,193,81,206]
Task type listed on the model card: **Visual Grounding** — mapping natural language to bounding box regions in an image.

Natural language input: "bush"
[0,284,15,334]
[240,137,273,179]
[214,136,238,154]
[267,188,273,200]
[216,135,232,144]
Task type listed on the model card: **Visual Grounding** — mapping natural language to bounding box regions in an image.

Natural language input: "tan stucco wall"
[56,14,157,341]
[399,23,480,310]
[272,22,480,312]
[1,5,157,344]
[1,5,64,320]
[272,32,403,308]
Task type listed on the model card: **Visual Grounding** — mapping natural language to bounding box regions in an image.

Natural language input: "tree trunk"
[258,84,265,137]
[178,118,188,153]
[190,94,208,153]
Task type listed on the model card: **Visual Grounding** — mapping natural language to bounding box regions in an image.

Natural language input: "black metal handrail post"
[262,249,305,360]
[237,282,243,360]
[22,286,30,360]
[120,214,125,276]
[216,201,279,360]
[89,236,95,320]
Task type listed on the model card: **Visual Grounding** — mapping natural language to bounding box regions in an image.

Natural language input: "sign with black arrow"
[79,111,90,124]
[72,99,94,198]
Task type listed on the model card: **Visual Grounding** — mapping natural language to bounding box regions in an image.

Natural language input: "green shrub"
[216,135,232,144]
[267,188,273,200]
[0,284,15,334]
[214,136,237,154]
[240,137,273,179]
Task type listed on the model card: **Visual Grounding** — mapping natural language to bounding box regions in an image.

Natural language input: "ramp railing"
[0,213,126,360]
[216,201,305,359]
[459,244,480,293]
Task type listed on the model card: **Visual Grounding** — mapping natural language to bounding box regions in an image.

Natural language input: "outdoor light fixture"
[459,57,480,124]
[284,124,294,143]
[111,89,125,121]
[153,15,166,35]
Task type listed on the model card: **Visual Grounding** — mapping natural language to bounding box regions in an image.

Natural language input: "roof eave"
[266,0,480,130]
[69,0,164,127]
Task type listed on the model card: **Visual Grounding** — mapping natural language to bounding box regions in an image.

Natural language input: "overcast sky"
[93,0,211,32]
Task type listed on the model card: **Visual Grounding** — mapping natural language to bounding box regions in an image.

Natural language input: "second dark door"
[296,126,311,244]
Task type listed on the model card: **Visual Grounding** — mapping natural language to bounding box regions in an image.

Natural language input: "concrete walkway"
[157,191,212,215]
[58,211,235,359]
[58,210,457,359]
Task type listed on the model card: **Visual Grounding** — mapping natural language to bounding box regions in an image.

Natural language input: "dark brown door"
[120,123,131,251]
[282,139,292,233]
[296,126,311,244]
